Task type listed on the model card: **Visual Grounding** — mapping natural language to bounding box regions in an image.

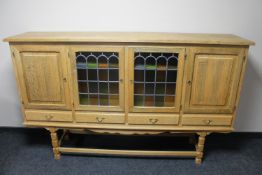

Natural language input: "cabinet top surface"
[4,32,254,46]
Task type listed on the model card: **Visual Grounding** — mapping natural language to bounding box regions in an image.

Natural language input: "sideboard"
[4,32,254,164]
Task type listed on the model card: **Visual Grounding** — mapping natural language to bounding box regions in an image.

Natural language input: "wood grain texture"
[191,56,234,105]
[4,32,255,45]
[59,147,197,157]
[46,128,61,160]
[195,132,208,165]
[21,52,62,102]
[10,46,27,121]
[12,44,71,109]
[231,48,249,126]
[184,47,244,113]
[25,110,73,122]
[75,111,125,124]
[182,114,232,126]
[128,113,179,125]
[5,32,254,164]
[24,121,234,132]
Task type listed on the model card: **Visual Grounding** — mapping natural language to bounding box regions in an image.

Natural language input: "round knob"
[187,80,192,85]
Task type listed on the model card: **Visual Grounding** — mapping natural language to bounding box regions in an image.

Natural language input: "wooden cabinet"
[4,32,254,164]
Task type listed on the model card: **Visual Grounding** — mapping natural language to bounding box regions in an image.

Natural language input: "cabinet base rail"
[46,127,209,165]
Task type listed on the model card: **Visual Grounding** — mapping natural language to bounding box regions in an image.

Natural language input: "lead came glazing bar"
[164,54,168,104]
[134,94,176,96]
[79,92,118,95]
[153,54,157,106]
[85,53,90,103]
[142,53,146,106]
[96,53,100,105]
[78,80,119,83]
[133,81,175,84]
[76,51,119,106]
[134,51,179,107]
[107,56,110,106]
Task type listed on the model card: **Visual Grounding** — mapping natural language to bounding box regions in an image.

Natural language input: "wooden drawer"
[75,112,125,124]
[181,114,232,126]
[128,113,179,125]
[25,110,73,122]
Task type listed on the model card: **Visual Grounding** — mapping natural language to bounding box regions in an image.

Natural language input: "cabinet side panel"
[10,45,26,121]
[231,48,249,126]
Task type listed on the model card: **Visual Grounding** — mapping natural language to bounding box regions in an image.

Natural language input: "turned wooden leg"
[47,128,61,160]
[195,132,207,165]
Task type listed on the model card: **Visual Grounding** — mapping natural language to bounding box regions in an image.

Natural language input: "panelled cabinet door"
[184,47,244,113]
[128,47,185,113]
[70,46,125,111]
[12,45,71,109]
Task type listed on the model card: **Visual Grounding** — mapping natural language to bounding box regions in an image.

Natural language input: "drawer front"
[181,114,232,126]
[25,110,73,122]
[75,112,125,124]
[128,113,179,125]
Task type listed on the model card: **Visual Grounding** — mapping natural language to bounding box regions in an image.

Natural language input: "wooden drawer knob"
[96,117,105,123]
[45,114,53,121]
[149,118,159,124]
[203,120,212,125]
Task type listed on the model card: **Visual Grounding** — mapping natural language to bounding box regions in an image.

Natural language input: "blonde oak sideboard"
[4,32,254,164]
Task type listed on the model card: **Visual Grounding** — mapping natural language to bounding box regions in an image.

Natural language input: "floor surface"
[0,128,261,175]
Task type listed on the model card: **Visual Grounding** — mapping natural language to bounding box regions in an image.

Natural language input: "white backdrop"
[0,0,261,131]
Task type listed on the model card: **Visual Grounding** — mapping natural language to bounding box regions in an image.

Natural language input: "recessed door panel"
[13,45,70,109]
[21,52,62,102]
[184,47,244,113]
[191,55,234,106]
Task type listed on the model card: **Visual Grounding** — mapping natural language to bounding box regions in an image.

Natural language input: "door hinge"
[68,52,70,58]
[12,51,15,58]
[234,105,237,111]
[184,54,187,60]
[243,56,246,61]
[180,105,182,111]
[72,103,74,107]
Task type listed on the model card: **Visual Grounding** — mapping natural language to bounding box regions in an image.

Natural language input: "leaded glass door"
[71,46,125,111]
[128,47,185,113]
